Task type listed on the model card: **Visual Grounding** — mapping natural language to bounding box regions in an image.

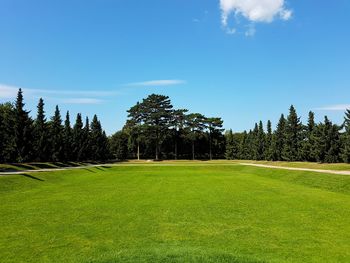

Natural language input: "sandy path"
[239,163,350,175]
[1,162,350,176]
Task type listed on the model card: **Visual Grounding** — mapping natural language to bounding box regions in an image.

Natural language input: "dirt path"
[2,162,350,176]
[239,163,350,175]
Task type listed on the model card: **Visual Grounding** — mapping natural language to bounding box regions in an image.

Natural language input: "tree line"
[225,105,350,163]
[0,89,109,163]
[2,90,350,164]
[109,94,225,160]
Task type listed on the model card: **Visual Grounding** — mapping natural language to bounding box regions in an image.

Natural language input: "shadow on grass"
[19,173,44,181]
[83,168,96,173]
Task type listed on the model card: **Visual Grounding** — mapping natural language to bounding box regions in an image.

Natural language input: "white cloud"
[126,79,186,87]
[0,83,120,100]
[62,98,103,104]
[219,0,292,35]
[315,104,350,111]
[0,84,19,99]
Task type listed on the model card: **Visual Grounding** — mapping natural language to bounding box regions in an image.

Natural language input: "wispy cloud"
[219,0,292,36]
[62,98,103,104]
[125,79,186,87]
[0,83,120,99]
[314,104,350,111]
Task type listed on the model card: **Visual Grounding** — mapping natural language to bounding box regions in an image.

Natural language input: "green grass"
[1,163,350,262]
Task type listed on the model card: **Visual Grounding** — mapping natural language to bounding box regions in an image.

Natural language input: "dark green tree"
[265,120,273,160]
[274,114,286,161]
[0,103,16,162]
[300,111,317,162]
[72,113,84,161]
[255,121,265,160]
[238,131,249,159]
[185,113,206,160]
[14,89,33,162]
[63,111,73,161]
[225,129,238,159]
[205,117,224,160]
[81,116,91,161]
[33,98,49,161]
[49,105,64,161]
[109,131,128,160]
[342,109,350,163]
[90,115,109,161]
[140,94,173,160]
[126,102,144,160]
[170,109,188,160]
[282,106,302,161]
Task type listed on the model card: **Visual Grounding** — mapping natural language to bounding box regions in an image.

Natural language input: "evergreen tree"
[72,113,84,161]
[205,117,224,160]
[90,115,109,161]
[81,116,91,161]
[282,106,302,161]
[275,114,286,161]
[252,123,259,160]
[109,131,128,160]
[225,129,238,159]
[185,113,206,160]
[63,111,73,161]
[14,89,33,162]
[301,111,317,161]
[171,109,188,160]
[238,131,249,159]
[314,116,342,163]
[33,98,49,161]
[140,94,173,160]
[265,120,273,160]
[126,102,144,160]
[49,105,64,161]
[342,109,350,163]
[256,121,265,160]
[0,103,16,162]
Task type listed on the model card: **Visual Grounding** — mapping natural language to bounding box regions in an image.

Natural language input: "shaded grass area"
[0,161,111,172]
[1,164,350,262]
[239,160,350,171]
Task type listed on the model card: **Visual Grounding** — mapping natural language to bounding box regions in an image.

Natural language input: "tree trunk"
[137,142,140,161]
[155,130,159,160]
[175,141,178,160]
[209,132,212,160]
[192,141,195,160]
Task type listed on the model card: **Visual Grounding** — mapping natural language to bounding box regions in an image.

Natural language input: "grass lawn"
[1,163,350,262]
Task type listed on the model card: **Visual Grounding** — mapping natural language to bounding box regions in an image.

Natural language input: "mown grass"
[1,164,350,262]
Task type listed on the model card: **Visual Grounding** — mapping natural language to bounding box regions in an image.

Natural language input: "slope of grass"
[1,164,350,262]
[0,162,91,172]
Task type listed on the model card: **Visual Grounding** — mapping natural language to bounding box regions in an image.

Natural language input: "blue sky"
[0,0,350,135]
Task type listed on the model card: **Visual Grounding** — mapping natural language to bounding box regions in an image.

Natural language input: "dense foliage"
[2,90,350,163]
[225,105,350,163]
[110,94,225,160]
[0,89,110,163]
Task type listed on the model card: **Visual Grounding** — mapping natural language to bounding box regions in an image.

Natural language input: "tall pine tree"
[14,89,33,162]
[282,106,302,161]
[72,113,84,161]
[49,105,64,161]
[63,111,73,161]
[342,109,350,163]
[33,98,49,161]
